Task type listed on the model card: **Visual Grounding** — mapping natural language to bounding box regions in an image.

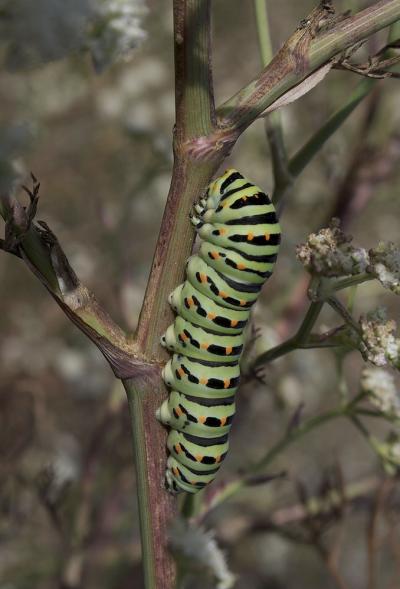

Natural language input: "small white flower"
[296,218,369,278]
[361,367,400,418]
[359,308,400,368]
[369,242,400,295]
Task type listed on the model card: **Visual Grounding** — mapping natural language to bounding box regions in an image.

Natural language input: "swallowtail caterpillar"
[156,169,281,494]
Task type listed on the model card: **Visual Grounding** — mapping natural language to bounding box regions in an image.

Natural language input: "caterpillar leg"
[165,456,217,494]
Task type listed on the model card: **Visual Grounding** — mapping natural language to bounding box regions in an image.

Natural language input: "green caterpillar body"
[156,169,281,494]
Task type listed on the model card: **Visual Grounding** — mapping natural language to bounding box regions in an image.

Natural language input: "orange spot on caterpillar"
[175,407,183,417]
[200,343,209,350]
[247,233,254,241]
[223,378,230,389]
[230,319,238,327]
[200,378,208,386]
[173,467,179,476]
[187,297,194,307]
[220,417,227,427]
[219,291,228,299]
[219,228,227,236]
[175,444,182,454]
[177,368,185,377]
[239,300,246,306]
[195,455,204,463]
[207,312,216,320]
[198,416,206,424]
[211,251,220,260]
[264,233,270,241]
[225,346,233,355]
[200,273,208,284]
[180,332,189,341]
[215,455,221,463]
[236,263,246,270]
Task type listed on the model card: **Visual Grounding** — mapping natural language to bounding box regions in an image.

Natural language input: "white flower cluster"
[87,0,147,72]
[170,518,235,589]
[359,308,400,368]
[296,218,369,278]
[361,367,400,418]
[369,241,400,295]
[0,0,147,71]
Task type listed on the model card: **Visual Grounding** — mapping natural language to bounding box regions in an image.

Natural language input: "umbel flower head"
[369,241,400,295]
[361,367,400,418]
[87,0,147,72]
[296,218,369,278]
[359,308,400,368]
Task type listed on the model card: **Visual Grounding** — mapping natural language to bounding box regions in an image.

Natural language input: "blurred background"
[1,0,400,588]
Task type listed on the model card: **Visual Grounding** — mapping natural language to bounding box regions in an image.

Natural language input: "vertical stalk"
[127,3,220,587]
[254,0,289,198]
[125,377,176,589]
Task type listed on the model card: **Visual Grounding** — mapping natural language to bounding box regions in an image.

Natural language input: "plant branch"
[217,0,400,133]
[0,186,142,380]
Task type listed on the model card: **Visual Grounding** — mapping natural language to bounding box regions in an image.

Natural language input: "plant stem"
[249,300,324,370]
[287,79,376,181]
[125,376,176,589]
[136,1,217,358]
[254,0,290,199]
[218,0,400,131]
[206,407,349,511]
[128,3,219,586]
[331,273,375,292]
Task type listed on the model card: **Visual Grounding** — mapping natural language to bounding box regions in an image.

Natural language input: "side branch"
[217,0,400,132]
[0,183,145,379]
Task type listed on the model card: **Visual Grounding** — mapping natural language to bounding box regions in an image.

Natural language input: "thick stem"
[130,3,218,587]
[124,376,176,589]
[136,1,218,359]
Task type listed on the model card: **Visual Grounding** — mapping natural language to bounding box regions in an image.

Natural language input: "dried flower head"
[361,367,400,418]
[359,308,400,368]
[369,241,400,295]
[296,218,369,277]
[87,0,147,72]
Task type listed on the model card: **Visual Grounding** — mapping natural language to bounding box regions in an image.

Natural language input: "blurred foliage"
[1,1,400,588]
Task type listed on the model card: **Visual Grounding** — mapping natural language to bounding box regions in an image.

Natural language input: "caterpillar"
[156,169,281,494]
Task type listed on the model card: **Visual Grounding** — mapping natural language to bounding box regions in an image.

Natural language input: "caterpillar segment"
[157,169,281,493]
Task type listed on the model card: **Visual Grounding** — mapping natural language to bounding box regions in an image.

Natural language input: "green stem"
[327,296,362,336]
[250,300,324,370]
[254,0,290,198]
[287,79,376,181]
[124,377,176,589]
[206,407,349,511]
[126,384,156,589]
[330,273,375,292]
